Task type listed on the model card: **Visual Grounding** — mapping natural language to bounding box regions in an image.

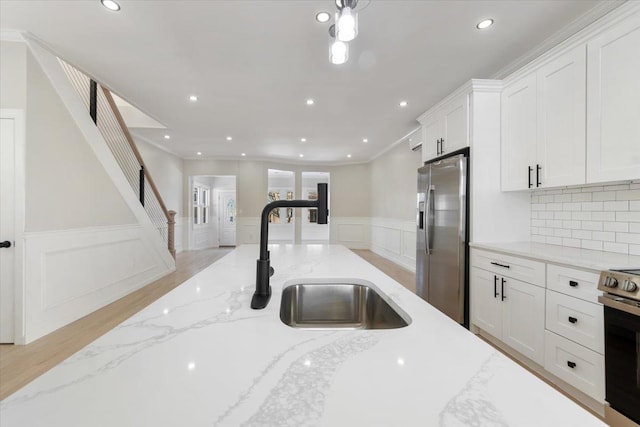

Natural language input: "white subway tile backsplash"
[531,181,636,254]
[617,233,640,245]
[604,222,629,233]
[592,231,615,242]
[604,201,628,211]
[592,191,617,201]
[582,221,603,231]
[617,211,640,222]
[581,202,603,211]
[571,211,591,221]
[571,193,592,202]
[581,240,603,251]
[603,242,629,254]
[591,211,616,221]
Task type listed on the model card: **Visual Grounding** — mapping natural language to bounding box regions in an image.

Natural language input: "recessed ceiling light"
[347,154,352,158]
[196,152,202,156]
[363,138,369,143]
[226,136,232,141]
[301,138,307,142]
[299,154,304,158]
[316,11,331,23]
[399,101,408,107]
[101,0,120,11]
[189,95,198,102]
[241,153,246,157]
[306,99,315,106]
[476,19,494,29]
[164,135,170,140]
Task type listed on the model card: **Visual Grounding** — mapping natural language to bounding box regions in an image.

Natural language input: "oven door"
[602,299,640,424]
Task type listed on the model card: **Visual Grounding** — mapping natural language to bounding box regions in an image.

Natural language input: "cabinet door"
[586,11,640,183]
[421,114,440,163]
[441,94,469,155]
[501,73,537,191]
[470,267,502,339]
[537,46,586,188]
[502,277,545,365]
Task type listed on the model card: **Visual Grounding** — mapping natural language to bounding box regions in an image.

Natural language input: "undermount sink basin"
[280,280,410,329]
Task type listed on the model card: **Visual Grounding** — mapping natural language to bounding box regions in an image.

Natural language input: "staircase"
[58,58,176,258]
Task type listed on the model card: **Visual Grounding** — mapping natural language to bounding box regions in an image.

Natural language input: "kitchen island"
[0,245,606,427]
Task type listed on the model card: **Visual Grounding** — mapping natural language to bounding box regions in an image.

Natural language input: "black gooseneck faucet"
[251,183,329,309]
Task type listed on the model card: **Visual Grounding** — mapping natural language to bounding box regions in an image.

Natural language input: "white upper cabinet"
[502,46,587,191]
[537,46,587,187]
[586,10,640,183]
[418,93,469,163]
[501,73,537,191]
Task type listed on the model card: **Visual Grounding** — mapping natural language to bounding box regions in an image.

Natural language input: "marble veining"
[439,353,509,427]
[0,245,607,427]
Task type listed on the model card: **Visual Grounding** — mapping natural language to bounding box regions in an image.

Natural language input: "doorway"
[0,110,25,344]
[188,175,236,250]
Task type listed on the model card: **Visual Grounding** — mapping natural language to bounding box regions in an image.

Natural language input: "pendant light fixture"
[336,3,357,42]
[329,24,348,65]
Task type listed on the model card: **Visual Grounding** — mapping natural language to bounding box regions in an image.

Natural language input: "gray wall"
[370,142,422,220]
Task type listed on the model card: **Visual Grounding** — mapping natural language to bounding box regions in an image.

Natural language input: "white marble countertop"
[470,241,640,271]
[0,245,606,427]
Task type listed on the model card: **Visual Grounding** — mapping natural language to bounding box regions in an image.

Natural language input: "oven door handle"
[599,295,640,316]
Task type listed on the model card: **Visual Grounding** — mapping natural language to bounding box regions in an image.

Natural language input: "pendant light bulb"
[330,39,349,65]
[336,6,357,42]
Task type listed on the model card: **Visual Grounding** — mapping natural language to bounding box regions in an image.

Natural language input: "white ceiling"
[0,0,619,164]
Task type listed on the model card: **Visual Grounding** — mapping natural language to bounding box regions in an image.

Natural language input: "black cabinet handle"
[440,138,445,155]
[569,280,578,287]
[568,316,578,324]
[528,166,533,188]
[490,261,510,269]
[501,278,506,301]
[567,361,576,369]
[494,275,499,298]
[0,241,11,249]
[438,138,441,155]
[536,164,542,187]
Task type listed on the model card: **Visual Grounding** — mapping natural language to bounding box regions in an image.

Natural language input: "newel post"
[167,210,176,259]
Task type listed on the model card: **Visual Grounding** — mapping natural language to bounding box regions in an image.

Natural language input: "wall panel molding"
[370,217,416,272]
[23,224,174,343]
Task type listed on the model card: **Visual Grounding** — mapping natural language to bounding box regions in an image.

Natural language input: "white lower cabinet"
[471,248,606,403]
[544,330,605,402]
[471,265,545,365]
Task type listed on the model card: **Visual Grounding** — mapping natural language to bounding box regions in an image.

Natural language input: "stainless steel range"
[597,269,640,425]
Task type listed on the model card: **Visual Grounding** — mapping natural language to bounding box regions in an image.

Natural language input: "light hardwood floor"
[0,247,231,400]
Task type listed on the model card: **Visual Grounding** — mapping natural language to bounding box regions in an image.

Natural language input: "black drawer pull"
[569,280,578,287]
[567,361,576,369]
[568,316,578,324]
[490,262,510,269]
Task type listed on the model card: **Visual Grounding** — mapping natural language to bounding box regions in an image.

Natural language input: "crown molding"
[0,29,25,42]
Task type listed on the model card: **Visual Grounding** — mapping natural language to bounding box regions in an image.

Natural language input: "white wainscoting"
[22,224,175,343]
[330,217,370,249]
[370,218,416,272]
[237,217,261,244]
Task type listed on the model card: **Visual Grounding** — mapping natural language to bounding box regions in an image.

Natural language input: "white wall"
[369,141,422,270]
[1,39,175,343]
[135,139,185,252]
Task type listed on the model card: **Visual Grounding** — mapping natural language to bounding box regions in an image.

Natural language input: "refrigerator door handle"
[427,186,435,253]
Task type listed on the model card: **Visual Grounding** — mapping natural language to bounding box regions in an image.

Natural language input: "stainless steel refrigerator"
[416,149,469,327]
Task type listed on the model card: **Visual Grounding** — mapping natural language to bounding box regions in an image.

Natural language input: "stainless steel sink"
[280,281,410,329]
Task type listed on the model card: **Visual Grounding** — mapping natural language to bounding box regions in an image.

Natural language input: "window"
[193,184,210,225]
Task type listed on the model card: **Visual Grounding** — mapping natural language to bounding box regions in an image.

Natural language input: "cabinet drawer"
[545,290,604,354]
[544,330,605,402]
[547,264,600,303]
[471,249,545,287]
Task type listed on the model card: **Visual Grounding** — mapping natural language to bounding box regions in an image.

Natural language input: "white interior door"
[218,190,236,246]
[0,117,16,343]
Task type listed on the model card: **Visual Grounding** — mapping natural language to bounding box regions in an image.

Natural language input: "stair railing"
[58,58,176,259]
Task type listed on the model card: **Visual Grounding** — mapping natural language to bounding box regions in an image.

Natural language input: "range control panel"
[598,270,640,301]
